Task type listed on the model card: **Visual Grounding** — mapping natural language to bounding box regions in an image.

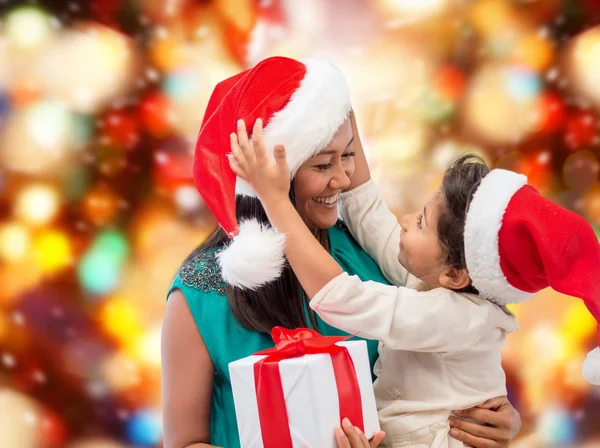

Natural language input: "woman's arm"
[338,113,408,286]
[345,111,371,191]
[449,397,521,448]
[162,290,221,448]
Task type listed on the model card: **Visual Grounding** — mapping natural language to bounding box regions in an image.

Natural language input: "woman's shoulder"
[328,219,351,240]
[328,220,391,285]
[168,248,227,300]
[329,219,368,254]
[176,249,227,295]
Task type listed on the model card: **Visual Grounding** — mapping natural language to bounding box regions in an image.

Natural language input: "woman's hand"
[335,418,385,448]
[449,396,521,448]
[229,118,291,206]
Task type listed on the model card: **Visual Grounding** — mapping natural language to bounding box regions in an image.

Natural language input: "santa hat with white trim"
[464,169,600,385]
[193,56,352,290]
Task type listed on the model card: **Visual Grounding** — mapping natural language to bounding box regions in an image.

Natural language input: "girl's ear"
[439,267,470,291]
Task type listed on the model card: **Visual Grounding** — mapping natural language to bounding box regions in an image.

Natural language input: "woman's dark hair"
[182,184,321,334]
[437,154,490,294]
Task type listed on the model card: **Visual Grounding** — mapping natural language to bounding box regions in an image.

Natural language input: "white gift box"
[229,339,380,448]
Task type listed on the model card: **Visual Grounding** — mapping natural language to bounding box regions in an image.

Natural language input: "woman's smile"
[312,193,340,209]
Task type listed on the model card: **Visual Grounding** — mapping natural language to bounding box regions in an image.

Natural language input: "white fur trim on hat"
[236,58,352,196]
[464,169,535,306]
[217,219,286,290]
[583,346,600,385]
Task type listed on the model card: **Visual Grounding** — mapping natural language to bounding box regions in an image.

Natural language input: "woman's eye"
[417,214,423,229]
[342,152,356,158]
[316,164,332,171]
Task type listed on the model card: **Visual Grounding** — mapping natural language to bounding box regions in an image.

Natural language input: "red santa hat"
[464,169,600,385]
[193,56,352,290]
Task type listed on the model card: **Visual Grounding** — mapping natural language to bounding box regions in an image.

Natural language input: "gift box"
[229,327,380,448]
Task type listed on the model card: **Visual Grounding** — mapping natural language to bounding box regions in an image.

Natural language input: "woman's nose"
[329,164,351,191]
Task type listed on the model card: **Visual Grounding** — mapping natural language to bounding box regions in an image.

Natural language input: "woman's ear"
[439,267,471,291]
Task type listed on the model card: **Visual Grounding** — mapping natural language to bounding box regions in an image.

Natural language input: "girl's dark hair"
[437,154,490,294]
[182,184,320,334]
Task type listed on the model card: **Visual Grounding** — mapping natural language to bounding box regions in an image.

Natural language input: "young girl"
[228,117,600,447]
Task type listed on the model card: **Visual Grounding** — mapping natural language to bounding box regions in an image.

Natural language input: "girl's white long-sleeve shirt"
[309,180,518,446]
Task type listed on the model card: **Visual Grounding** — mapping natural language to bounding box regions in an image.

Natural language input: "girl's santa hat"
[193,56,351,290]
[464,169,600,385]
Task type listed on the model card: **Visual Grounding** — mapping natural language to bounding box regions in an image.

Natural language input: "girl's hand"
[228,118,291,206]
[449,396,521,448]
[335,418,385,448]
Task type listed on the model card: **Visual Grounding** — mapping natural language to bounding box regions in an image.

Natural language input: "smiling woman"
[161,56,390,448]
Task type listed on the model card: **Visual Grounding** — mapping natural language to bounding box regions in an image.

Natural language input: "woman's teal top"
[167,222,391,448]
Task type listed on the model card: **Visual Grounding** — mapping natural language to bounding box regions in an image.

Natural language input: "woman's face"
[293,119,355,230]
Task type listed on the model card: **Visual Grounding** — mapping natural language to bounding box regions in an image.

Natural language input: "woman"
[161,56,520,448]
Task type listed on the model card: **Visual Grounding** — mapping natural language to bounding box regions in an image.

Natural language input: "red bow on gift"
[253,327,364,447]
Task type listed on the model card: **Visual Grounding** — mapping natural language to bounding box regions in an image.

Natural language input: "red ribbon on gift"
[253,327,364,447]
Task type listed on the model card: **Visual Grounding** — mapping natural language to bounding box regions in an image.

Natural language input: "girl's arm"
[162,290,221,448]
[340,181,408,286]
[228,119,344,299]
[309,272,490,352]
[228,120,494,352]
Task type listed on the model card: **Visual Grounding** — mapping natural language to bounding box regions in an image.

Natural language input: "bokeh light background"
[0,0,599,446]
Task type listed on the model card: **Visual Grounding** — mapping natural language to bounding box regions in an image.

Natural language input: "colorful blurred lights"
[564,110,598,152]
[135,326,162,368]
[379,0,447,17]
[505,67,542,101]
[561,301,598,348]
[99,297,143,346]
[102,353,141,391]
[78,230,129,295]
[513,33,554,72]
[82,185,121,226]
[33,230,73,273]
[570,26,600,110]
[538,408,576,445]
[464,63,539,144]
[15,184,60,226]
[0,102,73,175]
[26,101,71,151]
[78,249,121,296]
[0,93,10,119]
[0,224,30,262]
[34,26,136,113]
[94,231,129,264]
[174,185,203,213]
[126,410,162,447]
[537,92,565,133]
[6,7,52,49]
[163,71,196,101]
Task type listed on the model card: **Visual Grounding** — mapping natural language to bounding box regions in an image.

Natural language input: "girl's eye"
[342,152,356,158]
[316,163,332,171]
[417,214,423,229]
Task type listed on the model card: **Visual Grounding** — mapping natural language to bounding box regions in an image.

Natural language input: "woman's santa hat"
[464,169,600,385]
[193,56,351,290]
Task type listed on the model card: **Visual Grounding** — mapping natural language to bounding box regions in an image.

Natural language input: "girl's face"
[398,190,446,287]
[397,190,471,290]
[293,119,356,230]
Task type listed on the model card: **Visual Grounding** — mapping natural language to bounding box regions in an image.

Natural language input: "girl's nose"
[399,215,409,232]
